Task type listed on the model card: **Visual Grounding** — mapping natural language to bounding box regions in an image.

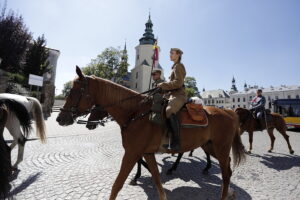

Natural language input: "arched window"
[296,95,300,99]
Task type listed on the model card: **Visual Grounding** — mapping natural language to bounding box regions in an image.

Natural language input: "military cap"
[170,48,183,55]
[151,69,162,75]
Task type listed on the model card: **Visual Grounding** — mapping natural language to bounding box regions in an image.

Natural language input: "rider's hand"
[157,83,163,88]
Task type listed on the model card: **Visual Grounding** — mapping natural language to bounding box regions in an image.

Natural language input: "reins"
[100,87,159,110]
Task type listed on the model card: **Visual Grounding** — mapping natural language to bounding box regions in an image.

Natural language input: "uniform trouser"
[166,95,187,118]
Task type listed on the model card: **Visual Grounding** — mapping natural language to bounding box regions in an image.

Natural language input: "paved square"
[3,112,300,200]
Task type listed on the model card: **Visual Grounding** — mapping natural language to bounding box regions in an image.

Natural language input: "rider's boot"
[163,114,181,151]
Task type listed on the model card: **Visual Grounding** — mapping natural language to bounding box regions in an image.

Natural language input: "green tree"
[184,76,200,98]
[0,4,32,72]
[23,35,50,78]
[82,47,129,82]
[62,81,73,97]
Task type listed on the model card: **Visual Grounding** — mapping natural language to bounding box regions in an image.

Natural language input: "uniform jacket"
[159,62,187,97]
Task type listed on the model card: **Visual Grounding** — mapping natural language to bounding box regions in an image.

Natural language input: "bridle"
[60,77,93,119]
[60,76,159,121]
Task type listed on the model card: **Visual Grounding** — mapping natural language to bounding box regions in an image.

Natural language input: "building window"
[216,100,218,104]
[135,82,138,88]
[136,72,138,79]
[208,100,210,104]
[212,100,214,104]
[243,105,246,108]
[296,95,300,99]
[232,98,235,102]
[233,105,235,108]
[238,105,240,107]
[275,96,279,100]
[249,96,252,100]
[204,100,207,104]
[136,54,139,60]
[287,95,291,99]
[243,97,246,102]
[237,98,240,102]
[268,96,271,101]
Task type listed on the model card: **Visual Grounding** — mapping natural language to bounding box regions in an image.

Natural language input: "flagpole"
[148,40,157,90]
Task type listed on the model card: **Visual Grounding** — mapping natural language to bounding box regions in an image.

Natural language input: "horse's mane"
[0,99,32,138]
[91,76,146,111]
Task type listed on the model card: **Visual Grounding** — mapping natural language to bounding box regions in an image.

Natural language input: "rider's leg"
[164,96,185,151]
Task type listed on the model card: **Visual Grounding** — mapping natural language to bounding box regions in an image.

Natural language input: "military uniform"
[158,62,187,118]
[152,78,164,88]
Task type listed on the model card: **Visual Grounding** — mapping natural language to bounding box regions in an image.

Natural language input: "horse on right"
[235,107,294,154]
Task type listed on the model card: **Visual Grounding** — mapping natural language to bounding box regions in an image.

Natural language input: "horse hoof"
[247,150,251,154]
[268,150,272,153]
[129,180,137,186]
[166,170,173,175]
[290,150,294,155]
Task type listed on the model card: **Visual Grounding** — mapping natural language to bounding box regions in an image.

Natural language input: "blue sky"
[5,0,300,94]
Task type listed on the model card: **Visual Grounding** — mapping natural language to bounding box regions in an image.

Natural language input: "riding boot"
[163,114,181,151]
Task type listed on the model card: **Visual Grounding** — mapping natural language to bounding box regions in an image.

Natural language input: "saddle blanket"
[180,103,208,128]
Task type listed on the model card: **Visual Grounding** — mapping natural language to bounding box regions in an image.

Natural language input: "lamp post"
[113,68,118,83]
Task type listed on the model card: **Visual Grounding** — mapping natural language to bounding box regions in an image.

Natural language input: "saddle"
[180,103,208,128]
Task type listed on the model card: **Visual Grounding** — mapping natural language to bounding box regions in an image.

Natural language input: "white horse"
[0,93,46,169]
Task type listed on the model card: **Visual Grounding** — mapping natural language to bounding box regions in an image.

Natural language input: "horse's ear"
[76,65,84,79]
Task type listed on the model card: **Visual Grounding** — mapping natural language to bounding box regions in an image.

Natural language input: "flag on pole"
[152,40,159,68]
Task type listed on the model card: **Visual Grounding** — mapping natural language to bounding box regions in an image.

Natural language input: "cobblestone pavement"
[3,112,300,200]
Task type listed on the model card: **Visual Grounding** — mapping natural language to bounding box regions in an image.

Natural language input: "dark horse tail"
[0,99,32,138]
[232,127,246,167]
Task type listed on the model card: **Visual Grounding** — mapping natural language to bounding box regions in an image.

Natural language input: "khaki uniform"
[152,78,164,88]
[158,62,187,118]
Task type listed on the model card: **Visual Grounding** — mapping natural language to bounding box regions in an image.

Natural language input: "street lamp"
[113,68,118,83]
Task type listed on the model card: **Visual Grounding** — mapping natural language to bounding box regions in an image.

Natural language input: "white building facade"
[130,15,164,92]
[231,85,300,110]
[202,89,231,108]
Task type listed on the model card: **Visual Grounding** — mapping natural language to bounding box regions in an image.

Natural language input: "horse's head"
[56,66,96,126]
[86,106,109,130]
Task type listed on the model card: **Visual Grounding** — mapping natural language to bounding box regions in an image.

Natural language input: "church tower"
[130,14,164,92]
[229,76,238,94]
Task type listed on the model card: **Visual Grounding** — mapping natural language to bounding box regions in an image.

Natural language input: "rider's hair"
[171,48,183,63]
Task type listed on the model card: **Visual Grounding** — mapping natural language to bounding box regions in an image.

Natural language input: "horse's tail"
[27,97,46,143]
[0,104,8,129]
[0,99,32,138]
[232,127,246,167]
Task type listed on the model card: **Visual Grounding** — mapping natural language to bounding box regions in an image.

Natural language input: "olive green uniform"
[158,62,187,118]
[152,78,164,88]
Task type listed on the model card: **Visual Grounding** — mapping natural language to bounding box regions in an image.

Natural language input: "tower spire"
[230,76,237,92]
[139,14,155,45]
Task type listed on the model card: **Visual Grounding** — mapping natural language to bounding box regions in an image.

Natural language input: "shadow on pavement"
[8,172,41,197]
[136,156,251,200]
[249,153,300,171]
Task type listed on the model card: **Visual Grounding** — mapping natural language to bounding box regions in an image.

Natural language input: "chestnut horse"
[235,107,294,154]
[86,105,212,185]
[56,67,245,200]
